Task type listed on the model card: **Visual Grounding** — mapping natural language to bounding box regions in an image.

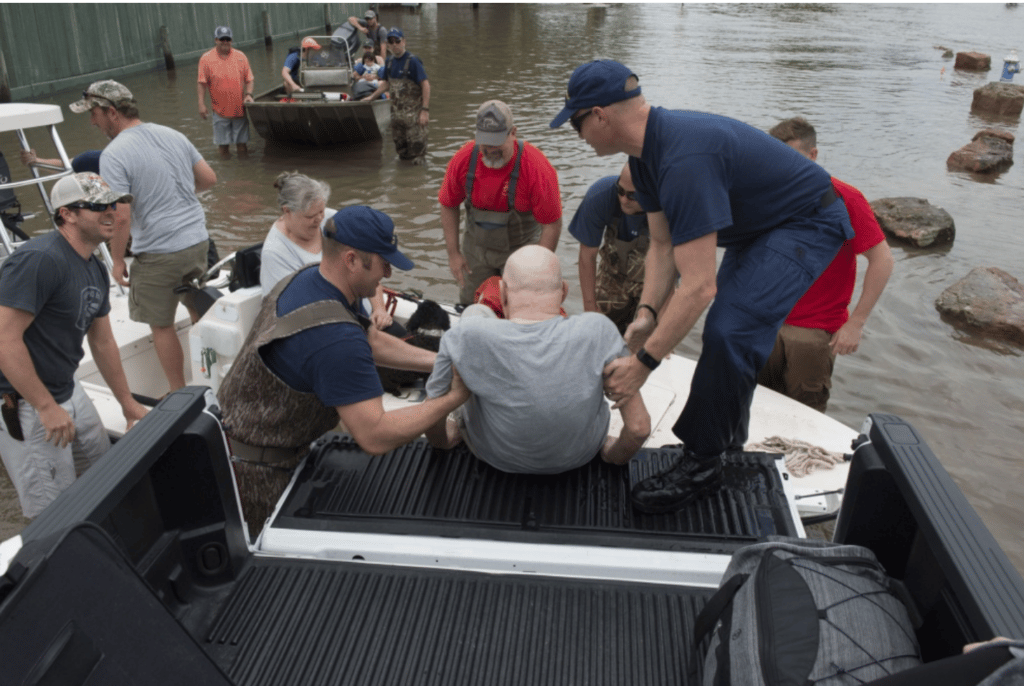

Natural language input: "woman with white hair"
[260,171,392,328]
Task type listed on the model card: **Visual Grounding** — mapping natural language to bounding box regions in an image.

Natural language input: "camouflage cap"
[69,80,135,114]
[50,172,133,209]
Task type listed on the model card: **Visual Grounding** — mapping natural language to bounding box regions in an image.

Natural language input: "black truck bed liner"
[271,433,798,552]
[197,556,710,686]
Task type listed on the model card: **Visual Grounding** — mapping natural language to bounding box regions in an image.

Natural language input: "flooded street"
[2,4,1022,571]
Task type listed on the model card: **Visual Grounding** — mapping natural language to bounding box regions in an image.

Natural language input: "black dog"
[377,299,451,395]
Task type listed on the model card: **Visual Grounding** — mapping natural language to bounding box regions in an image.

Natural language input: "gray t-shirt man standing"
[70,80,218,393]
[425,245,650,473]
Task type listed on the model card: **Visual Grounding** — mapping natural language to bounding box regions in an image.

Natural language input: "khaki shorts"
[129,240,208,327]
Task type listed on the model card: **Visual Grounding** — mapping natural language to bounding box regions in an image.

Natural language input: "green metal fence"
[0,3,368,101]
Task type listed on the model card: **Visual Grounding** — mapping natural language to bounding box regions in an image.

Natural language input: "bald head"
[501,246,567,319]
[503,245,563,295]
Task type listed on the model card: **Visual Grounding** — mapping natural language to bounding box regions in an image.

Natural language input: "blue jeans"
[672,201,851,456]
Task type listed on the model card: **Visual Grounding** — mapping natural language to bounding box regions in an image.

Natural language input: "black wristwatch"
[636,347,661,371]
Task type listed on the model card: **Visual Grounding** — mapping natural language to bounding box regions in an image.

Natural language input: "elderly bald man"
[425,245,650,473]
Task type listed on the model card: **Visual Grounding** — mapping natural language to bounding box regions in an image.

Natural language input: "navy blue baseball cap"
[324,206,414,271]
[387,28,403,39]
[549,60,641,128]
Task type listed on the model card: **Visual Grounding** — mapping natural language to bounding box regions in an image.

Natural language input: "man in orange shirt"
[438,100,562,304]
[197,26,255,157]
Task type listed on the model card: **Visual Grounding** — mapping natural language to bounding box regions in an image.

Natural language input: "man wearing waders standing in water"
[362,28,430,164]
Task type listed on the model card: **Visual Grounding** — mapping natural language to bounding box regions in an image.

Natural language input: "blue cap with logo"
[549,60,641,128]
[387,28,403,39]
[324,206,414,271]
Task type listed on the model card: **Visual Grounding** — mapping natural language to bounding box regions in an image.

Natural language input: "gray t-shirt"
[259,209,336,296]
[0,231,110,403]
[426,312,627,474]
[101,122,207,254]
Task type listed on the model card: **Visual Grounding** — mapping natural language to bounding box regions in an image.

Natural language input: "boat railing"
[0,103,123,295]
[300,36,356,90]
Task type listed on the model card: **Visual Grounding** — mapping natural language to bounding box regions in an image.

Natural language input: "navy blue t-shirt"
[382,52,428,84]
[283,51,301,81]
[261,268,383,408]
[568,176,649,248]
[629,107,834,248]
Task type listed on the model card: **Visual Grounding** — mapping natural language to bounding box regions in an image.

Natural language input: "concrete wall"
[0,3,368,100]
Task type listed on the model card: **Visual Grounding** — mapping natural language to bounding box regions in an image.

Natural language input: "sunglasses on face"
[69,202,117,212]
[387,37,402,44]
[218,37,232,42]
[569,108,593,134]
[615,181,637,201]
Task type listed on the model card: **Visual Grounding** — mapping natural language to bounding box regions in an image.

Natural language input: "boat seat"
[301,68,351,89]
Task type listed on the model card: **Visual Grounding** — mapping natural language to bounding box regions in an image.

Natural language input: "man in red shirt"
[439,100,562,304]
[197,26,255,157]
[758,117,894,412]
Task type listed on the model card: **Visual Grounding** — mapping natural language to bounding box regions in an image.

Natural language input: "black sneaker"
[631,451,724,514]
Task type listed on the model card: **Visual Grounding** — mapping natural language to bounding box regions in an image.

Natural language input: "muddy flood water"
[2,4,1022,573]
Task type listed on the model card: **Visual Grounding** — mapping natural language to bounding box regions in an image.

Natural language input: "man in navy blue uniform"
[568,163,650,334]
[551,60,853,513]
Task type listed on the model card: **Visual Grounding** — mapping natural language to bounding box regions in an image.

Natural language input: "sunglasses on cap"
[82,90,116,107]
[569,108,593,134]
[614,181,636,201]
[68,202,118,212]
[387,36,402,44]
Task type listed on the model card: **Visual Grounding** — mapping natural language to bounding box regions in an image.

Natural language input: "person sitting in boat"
[0,173,148,518]
[261,171,394,331]
[281,37,321,95]
[218,205,469,534]
[352,54,384,100]
[424,245,650,473]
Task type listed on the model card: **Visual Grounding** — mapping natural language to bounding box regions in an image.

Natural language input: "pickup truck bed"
[2,388,1023,685]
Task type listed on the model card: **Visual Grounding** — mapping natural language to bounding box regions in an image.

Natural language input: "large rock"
[935,267,1024,345]
[947,129,1015,173]
[955,51,991,71]
[870,197,955,247]
[971,82,1024,117]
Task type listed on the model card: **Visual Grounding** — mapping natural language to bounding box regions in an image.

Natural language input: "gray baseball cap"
[50,172,133,209]
[69,80,135,114]
[214,26,233,40]
[364,9,377,19]
[476,100,513,146]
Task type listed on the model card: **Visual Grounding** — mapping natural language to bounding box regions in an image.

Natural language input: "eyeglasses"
[218,37,232,42]
[68,202,117,212]
[569,108,594,134]
[387,37,402,44]
[614,181,637,201]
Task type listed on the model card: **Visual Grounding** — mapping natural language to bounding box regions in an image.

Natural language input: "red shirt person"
[197,26,255,156]
[438,100,562,304]
[758,117,895,412]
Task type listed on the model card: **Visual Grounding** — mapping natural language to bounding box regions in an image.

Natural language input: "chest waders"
[595,211,650,333]
[217,265,369,536]
[459,143,542,303]
[387,54,427,161]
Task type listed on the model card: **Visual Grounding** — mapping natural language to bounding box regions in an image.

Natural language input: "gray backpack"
[695,537,922,686]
